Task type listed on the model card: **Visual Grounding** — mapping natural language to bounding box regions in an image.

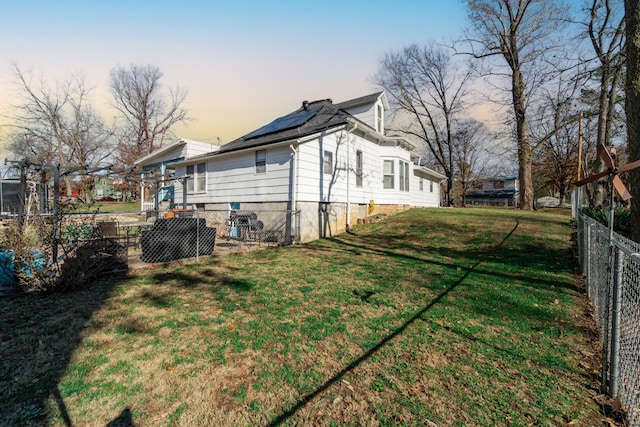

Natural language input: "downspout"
[289,143,298,244]
[345,122,357,234]
[140,173,145,212]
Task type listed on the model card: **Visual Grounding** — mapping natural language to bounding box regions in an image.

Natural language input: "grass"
[69,201,140,214]
[0,208,603,426]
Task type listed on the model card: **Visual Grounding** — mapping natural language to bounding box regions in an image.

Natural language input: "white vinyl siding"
[411,170,442,207]
[180,146,291,204]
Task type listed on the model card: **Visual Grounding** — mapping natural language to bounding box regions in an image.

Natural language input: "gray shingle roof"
[217,99,351,154]
[334,91,384,111]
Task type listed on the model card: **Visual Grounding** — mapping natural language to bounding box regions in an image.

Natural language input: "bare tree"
[582,0,626,206]
[531,82,583,205]
[7,66,114,195]
[109,64,189,168]
[462,0,569,210]
[451,119,491,205]
[373,43,472,205]
[625,0,640,241]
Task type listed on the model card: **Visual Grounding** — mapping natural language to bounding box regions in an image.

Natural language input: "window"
[419,177,424,191]
[255,149,266,174]
[186,162,206,193]
[376,104,383,133]
[430,180,434,193]
[323,150,333,174]
[493,180,504,189]
[186,165,194,193]
[197,163,206,192]
[383,160,394,189]
[399,161,410,192]
[355,150,363,187]
[404,162,410,191]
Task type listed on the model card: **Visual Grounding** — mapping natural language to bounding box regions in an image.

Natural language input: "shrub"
[582,206,632,238]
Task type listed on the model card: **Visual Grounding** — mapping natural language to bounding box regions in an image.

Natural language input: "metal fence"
[134,209,295,263]
[575,208,640,426]
[1,207,296,295]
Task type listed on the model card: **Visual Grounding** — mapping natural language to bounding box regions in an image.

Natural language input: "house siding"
[341,100,384,134]
[411,172,441,207]
[185,141,217,158]
[176,146,292,205]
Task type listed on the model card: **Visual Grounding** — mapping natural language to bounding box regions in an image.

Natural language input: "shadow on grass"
[308,215,580,294]
[0,279,123,425]
[149,268,254,293]
[0,256,247,426]
[268,218,522,426]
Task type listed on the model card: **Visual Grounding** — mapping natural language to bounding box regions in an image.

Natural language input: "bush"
[582,206,632,238]
[0,208,122,293]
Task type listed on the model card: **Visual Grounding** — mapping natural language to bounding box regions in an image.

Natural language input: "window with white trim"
[186,162,206,193]
[404,162,409,191]
[430,180,434,192]
[383,160,394,189]
[419,177,424,191]
[355,150,363,187]
[256,149,266,174]
[323,150,333,174]
[376,104,383,133]
[399,161,409,192]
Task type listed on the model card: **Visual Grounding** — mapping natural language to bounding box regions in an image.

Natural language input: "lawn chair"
[97,221,119,239]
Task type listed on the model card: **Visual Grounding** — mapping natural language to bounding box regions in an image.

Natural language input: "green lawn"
[0,208,603,426]
[83,201,140,213]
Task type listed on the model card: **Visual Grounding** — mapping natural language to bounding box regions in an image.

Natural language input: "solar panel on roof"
[244,107,320,140]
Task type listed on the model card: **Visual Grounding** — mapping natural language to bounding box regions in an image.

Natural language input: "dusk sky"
[1,0,469,150]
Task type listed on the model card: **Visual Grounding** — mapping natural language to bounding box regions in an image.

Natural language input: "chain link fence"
[136,209,295,262]
[575,207,640,426]
[1,208,296,294]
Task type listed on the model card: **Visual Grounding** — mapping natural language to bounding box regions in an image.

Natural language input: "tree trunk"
[558,184,566,206]
[626,0,640,242]
[513,68,534,210]
[518,145,534,209]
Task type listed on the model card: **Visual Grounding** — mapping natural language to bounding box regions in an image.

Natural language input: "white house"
[138,92,445,243]
[134,138,220,209]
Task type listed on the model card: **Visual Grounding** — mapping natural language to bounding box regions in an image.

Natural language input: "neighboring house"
[465,176,519,207]
[134,138,220,209]
[94,176,114,199]
[137,92,445,243]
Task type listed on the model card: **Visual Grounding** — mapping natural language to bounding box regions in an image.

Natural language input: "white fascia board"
[346,117,415,150]
[134,139,186,165]
[415,165,447,182]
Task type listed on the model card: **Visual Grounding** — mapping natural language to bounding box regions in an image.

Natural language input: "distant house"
[94,176,114,199]
[136,92,446,243]
[465,176,519,207]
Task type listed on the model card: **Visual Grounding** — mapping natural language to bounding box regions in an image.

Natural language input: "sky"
[0,0,469,151]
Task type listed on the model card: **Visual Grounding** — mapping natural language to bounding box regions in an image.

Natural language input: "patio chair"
[97,221,119,239]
